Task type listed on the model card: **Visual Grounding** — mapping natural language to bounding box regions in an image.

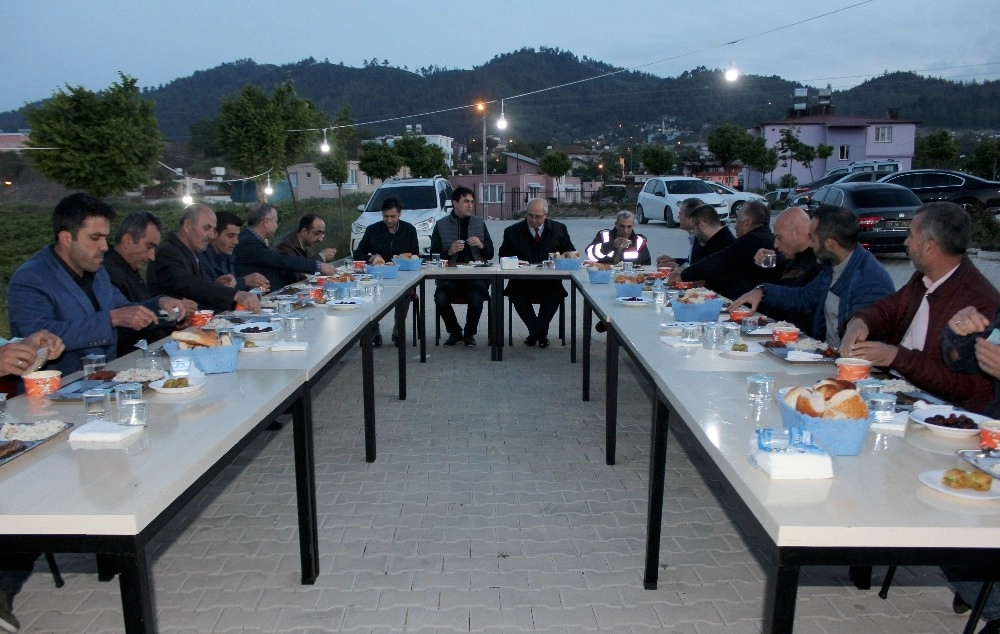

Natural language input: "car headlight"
[413,218,436,232]
[352,222,366,234]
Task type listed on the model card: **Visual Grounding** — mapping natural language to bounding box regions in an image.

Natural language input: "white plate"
[328,300,363,310]
[148,377,207,394]
[232,323,279,339]
[909,407,986,438]
[239,341,273,353]
[720,343,764,359]
[918,470,1000,500]
[617,297,652,307]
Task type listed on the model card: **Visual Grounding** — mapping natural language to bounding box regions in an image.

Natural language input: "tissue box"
[553,258,582,270]
[748,428,833,479]
[500,257,520,270]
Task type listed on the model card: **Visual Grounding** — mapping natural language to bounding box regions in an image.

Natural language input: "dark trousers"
[507,280,563,339]
[0,553,38,594]
[435,279,488,337]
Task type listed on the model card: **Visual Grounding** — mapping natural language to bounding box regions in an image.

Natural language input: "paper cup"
[191,310,214,328]
[836,357,872,381]
[980,420,1000,449]
[23,370,62,398]
[729,307,754,322]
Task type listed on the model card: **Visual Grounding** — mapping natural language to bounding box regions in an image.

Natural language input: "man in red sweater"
[841,202,1000,412]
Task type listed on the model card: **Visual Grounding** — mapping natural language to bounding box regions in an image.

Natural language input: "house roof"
[503,152,539,165]
[758,114,920,127]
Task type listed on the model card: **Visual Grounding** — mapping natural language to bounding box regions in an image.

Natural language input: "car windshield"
[665,180,714,195]
[365,185,437,212]
[851,188,921,208]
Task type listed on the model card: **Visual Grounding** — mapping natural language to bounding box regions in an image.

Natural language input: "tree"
[795,144,818,181]
[914,129,960,169]
[216,81,324,202]
[539,151,572,201]
[331,105,360,160]
[315,146,350,232]
[777,127,804,183]
[741,137,779,189]
[707,124,752,170]
[965,138,1000,181]
[393,135,449,178]
[358,141,402,183]
[24,73,162,197]
[639,145,676,175]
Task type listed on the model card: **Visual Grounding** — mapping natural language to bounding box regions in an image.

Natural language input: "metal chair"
[507,294,566,346]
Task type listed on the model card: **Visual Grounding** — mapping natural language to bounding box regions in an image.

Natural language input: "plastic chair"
[434,293,492,346]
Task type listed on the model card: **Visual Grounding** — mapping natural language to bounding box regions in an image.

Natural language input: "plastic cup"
[353,260,366,272]
[979,420,1000,450]
[772,327,800,343]
[191,310,214,328]
[23,370,61,398]
[836,358,872,381]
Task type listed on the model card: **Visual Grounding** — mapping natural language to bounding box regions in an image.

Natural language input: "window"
[366,175,374,186]
[288,173,298,189]
[347,169,358,185]
[483,184,504,204]
[839,145,850,160]
[875,126,892,143]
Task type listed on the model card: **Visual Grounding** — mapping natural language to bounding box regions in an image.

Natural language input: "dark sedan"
[878,169,1000,214]
[806,182,923,253]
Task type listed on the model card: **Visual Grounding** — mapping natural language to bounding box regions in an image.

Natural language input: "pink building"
[450,152,581,219]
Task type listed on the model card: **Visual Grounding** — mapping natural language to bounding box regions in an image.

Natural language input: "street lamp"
[476,103,487,218]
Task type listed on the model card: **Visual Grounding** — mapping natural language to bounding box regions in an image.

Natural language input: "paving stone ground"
[12,303,969,633]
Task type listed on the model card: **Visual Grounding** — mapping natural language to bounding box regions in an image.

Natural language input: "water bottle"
[652,278,666,308]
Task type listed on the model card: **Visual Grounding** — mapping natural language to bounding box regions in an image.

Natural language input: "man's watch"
[755,284,766,297]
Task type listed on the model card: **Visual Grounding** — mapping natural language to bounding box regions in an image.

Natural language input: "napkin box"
[500,257,519,270]
[748,428,833,479]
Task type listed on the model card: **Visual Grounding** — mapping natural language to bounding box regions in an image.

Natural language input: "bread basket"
[775,387,872,455]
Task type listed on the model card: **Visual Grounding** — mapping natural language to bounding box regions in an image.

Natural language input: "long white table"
[571,271,1000,633]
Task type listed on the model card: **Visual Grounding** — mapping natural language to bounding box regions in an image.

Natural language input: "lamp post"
[476,103,487,219]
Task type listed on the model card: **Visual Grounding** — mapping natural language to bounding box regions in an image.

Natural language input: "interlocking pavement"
[12,305,965,633]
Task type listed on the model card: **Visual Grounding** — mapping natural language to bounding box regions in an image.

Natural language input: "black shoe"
[538,337,550,348]
[523,335,537,347]
[443,333,463,347]
[464,335,477,347]
[266,421,283,431]
[391,334,399,347]
[0,591,19,634]
[979,619,1000,634]
[373,333,383,347]
[953,592,972,615]
[595,321,607,333]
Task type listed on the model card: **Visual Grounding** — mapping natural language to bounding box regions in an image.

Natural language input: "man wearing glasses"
[234,203,337,291]
[274,213,339,283]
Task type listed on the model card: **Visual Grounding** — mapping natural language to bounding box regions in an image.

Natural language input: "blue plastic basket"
[162,339,242,374]
[553,258,582,270]
[775,391,872,455]
[588,268,612,284]
[393,257,422,271]
[671,298,723,322]
[614,282,645,297]
[367,263,399,279]
[324,281,356,292]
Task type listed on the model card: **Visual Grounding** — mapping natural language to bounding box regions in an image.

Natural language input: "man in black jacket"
[499,198,575,347]
[233,203,337,291]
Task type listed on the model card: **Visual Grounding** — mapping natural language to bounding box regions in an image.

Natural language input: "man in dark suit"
[498,198,575,348]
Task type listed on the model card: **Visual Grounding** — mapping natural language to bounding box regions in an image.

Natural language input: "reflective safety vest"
[586,230,647,263]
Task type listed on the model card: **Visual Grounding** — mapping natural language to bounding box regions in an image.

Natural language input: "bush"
[970,209,1000,251]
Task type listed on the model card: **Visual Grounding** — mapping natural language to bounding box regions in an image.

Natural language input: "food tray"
[46,379,120,400]
[0,421,73,467]
[958,450,1000,481]
[764,347,836,364]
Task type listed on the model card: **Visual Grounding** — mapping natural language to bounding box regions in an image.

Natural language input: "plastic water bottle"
[652,278,666,308]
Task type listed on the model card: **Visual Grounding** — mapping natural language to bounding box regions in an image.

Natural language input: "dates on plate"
[925,413,977,430]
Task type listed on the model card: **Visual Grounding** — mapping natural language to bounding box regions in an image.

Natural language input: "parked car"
[635,177,728,226]
[764,188,794,209]
[351,176,454,257]
[877,169,1000,214]
[806,182,923,253]
[704,182,768,218]
[789,171,895,207]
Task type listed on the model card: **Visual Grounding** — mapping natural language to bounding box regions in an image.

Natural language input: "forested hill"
[2,48,999,141]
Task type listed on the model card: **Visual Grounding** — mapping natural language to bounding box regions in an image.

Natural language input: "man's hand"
[666,265,685,285]
[235,291,261,314]
[158,297,190,322]
[243,273,269,292]
[319,263,337,276]
[0,341,43,376]
[656,255,676,268]
[216,274,236,288]
[839,318,870,357]
[465,236,483,249]
[449,240,465,256]
[730,288,764,314]
[975,338,1000,380]
[613,237,631,250]
[320,247,337,261]
[23,330,66,360]
[850,341,899,367]
[948,306,991,336]
[754,248,776,267]
[110,305,158,330]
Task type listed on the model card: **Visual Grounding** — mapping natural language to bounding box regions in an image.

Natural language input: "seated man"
[671,202,775,299]
[353,197,420,346]
[103,210,196,356]
[498,198,575,348]
[586,211,651,266]
[656,197,704,269]
[429,186,495,347]
[730,206,895,347]
[8,193,188,374]
[841,202,1000,412]
[234,203,337,291]
[750,206,821,332]
[199,211,271,293]
[147,204,261,314]
[273,213,338,285]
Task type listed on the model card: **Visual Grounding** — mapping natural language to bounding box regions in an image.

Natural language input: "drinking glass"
[430,253,440,267]
[855,379,883,401]
[113,383,143,408]
[746,374,775,403]
[680,323,701,344]
[622,261,634,272]
[118,399,148,426]
[740,316,760,335]
[83,389,112,418]
[703,323,724,350]
[868,393,896,424]
[723,322,741,345]
[0,393,7,419]
[277,300,294,315]
[81,354,106,376]
[762,252,777,268]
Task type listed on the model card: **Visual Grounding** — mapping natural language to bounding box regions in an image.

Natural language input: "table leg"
[605,325,619,465]
[582,298,592,402]
[570,282,577,364]
[291,387,319,584]
[396,300,407,401]
[643,394,670,588]
[361,324,376,463]
[117,547,153,634]
[492,274,503,362]
[763,557,800,634]
[419,279,427,363]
